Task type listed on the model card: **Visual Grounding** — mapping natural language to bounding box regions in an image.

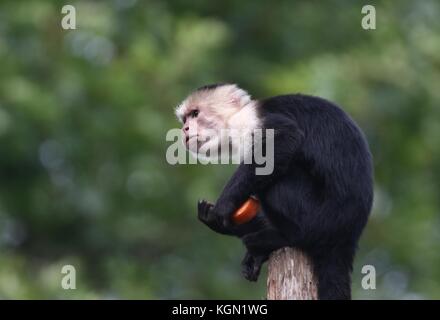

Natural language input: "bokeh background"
[0,0,439,299]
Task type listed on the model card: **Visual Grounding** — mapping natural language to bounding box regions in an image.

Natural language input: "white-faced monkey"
[176,84,373,300]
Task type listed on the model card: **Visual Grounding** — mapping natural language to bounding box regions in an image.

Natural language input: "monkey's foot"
[241,251,266,282]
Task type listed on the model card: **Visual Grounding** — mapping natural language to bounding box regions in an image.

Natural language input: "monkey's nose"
[184,126,189,131]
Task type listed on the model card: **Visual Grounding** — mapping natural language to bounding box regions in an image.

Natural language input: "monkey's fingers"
[197,199,213,223]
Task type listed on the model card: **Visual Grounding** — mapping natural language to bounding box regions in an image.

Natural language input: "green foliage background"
[0,0,439,299]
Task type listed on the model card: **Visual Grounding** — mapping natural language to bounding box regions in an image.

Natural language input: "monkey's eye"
[190,109,199,118]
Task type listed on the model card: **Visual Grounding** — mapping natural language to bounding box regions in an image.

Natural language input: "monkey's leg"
[242,228,290,253]
[241,251,267,282]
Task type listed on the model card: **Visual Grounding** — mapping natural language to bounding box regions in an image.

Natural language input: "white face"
[180,105,224,154]
[175,84,259,159]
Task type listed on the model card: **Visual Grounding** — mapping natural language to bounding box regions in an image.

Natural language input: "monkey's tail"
[309,245,355,300]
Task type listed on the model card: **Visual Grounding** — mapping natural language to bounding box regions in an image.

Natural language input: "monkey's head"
[175,84,260,158]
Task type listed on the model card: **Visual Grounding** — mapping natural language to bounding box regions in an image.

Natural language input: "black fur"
[198,94,373,300]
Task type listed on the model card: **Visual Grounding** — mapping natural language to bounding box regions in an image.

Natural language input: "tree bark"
[267,247,318,300]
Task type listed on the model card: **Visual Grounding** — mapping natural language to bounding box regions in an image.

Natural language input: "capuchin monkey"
[175,83,373,300]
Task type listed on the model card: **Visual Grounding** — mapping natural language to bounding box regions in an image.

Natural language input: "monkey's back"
[260,94,373,214]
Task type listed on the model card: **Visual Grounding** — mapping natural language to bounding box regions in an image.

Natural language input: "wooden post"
[267,247,318,300]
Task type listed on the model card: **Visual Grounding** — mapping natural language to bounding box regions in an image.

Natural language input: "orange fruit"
[232,197,259,225]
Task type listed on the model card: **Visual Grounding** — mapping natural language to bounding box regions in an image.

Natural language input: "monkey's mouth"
[186,135,197,145]
[186,135,211,150]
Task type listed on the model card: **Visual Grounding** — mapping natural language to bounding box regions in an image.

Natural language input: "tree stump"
[267,247,318,300]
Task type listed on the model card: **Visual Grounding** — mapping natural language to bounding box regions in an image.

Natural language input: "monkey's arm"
[213,115,304,227]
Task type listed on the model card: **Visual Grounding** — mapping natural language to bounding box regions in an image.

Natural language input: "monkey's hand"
[198,200,235,235]
[212,200,237,229]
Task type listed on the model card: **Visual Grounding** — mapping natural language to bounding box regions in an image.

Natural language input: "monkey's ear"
[230,96,241,106]
[229,86,251,108]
